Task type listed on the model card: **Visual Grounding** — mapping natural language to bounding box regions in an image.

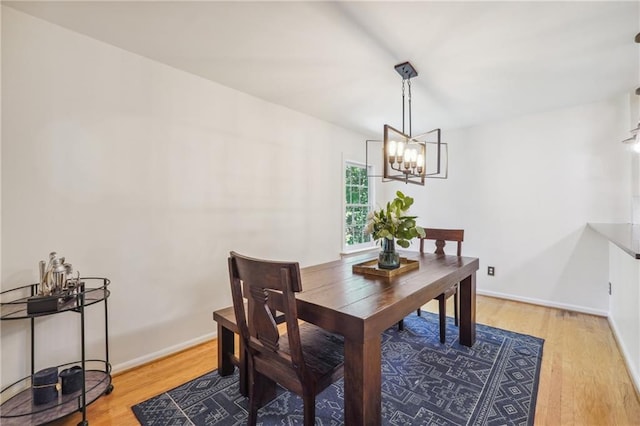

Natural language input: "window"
[344,162,373,251]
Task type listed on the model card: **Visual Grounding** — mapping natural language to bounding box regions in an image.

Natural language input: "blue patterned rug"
[132,313,544,425]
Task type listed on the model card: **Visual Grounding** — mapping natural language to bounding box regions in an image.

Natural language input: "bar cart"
[0,277,112,426]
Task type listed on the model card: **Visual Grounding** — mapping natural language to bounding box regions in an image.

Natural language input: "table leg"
[459,271,476,347]
[344,336,382,425]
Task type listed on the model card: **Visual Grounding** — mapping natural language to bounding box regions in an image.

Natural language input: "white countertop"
[588,223,640,259]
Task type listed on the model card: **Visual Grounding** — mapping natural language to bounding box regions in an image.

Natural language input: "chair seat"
[253,322,344,398]
[278,323,344,377]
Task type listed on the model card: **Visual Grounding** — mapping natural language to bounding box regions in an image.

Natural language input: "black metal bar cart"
[0,278,112,426]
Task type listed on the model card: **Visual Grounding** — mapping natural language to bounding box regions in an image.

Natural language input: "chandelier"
[381,62,444,185]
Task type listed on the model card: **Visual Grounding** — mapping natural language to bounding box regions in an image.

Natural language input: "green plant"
[365,191,426,248]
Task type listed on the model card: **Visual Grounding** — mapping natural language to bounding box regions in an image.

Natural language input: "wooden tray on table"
[352,257,419,277]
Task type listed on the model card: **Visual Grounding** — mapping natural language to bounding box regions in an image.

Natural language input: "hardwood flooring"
[51,295,640,425]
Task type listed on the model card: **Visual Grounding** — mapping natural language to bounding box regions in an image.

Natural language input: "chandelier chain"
[401,79,406,134]
[408,79,412,137]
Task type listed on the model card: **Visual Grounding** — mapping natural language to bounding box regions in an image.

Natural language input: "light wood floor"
[52,295,640,425]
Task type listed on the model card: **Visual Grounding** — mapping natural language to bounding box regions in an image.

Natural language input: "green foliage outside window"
[345,164,372,247]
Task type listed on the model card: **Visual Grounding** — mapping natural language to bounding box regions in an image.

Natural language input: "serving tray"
[352,257,419,277]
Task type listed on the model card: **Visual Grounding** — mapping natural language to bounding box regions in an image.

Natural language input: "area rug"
[132,313,544,425]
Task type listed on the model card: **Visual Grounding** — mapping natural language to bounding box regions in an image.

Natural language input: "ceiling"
[5,1,639,138]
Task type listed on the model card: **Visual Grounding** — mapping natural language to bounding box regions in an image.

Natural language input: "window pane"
[358,167,367,185]
[345,226,354,246]
[359,186,368,204]
[344,163,372,248]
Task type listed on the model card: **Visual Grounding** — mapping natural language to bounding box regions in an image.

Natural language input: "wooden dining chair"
[398,228,464,344]
[228,251,345,426]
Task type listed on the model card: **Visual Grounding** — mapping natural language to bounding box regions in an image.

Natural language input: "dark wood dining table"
[270,251,480,425]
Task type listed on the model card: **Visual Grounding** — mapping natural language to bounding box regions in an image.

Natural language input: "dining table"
[267,250,480,425]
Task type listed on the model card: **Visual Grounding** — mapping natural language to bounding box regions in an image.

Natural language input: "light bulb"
[388,140,397,157]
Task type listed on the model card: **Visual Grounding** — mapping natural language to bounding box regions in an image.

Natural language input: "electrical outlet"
[488,266,495,276]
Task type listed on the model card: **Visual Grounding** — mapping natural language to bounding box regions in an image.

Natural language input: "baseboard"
[477,289,608,317]
[111,331,216,375]
[607,316,640,397]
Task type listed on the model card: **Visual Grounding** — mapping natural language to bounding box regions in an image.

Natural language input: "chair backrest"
[228,251,307,380]
[419,228,464,256]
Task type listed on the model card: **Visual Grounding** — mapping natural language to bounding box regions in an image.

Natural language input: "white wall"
[383,96,630,315]
[0,7,365,386]
[608,242,640,393]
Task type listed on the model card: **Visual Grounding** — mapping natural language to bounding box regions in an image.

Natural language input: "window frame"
[342,160,375,253]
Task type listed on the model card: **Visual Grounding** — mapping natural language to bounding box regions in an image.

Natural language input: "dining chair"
[398,228,464,344]
[228,251,345,426]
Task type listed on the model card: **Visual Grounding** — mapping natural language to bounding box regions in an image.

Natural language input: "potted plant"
[365,191,426,269]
